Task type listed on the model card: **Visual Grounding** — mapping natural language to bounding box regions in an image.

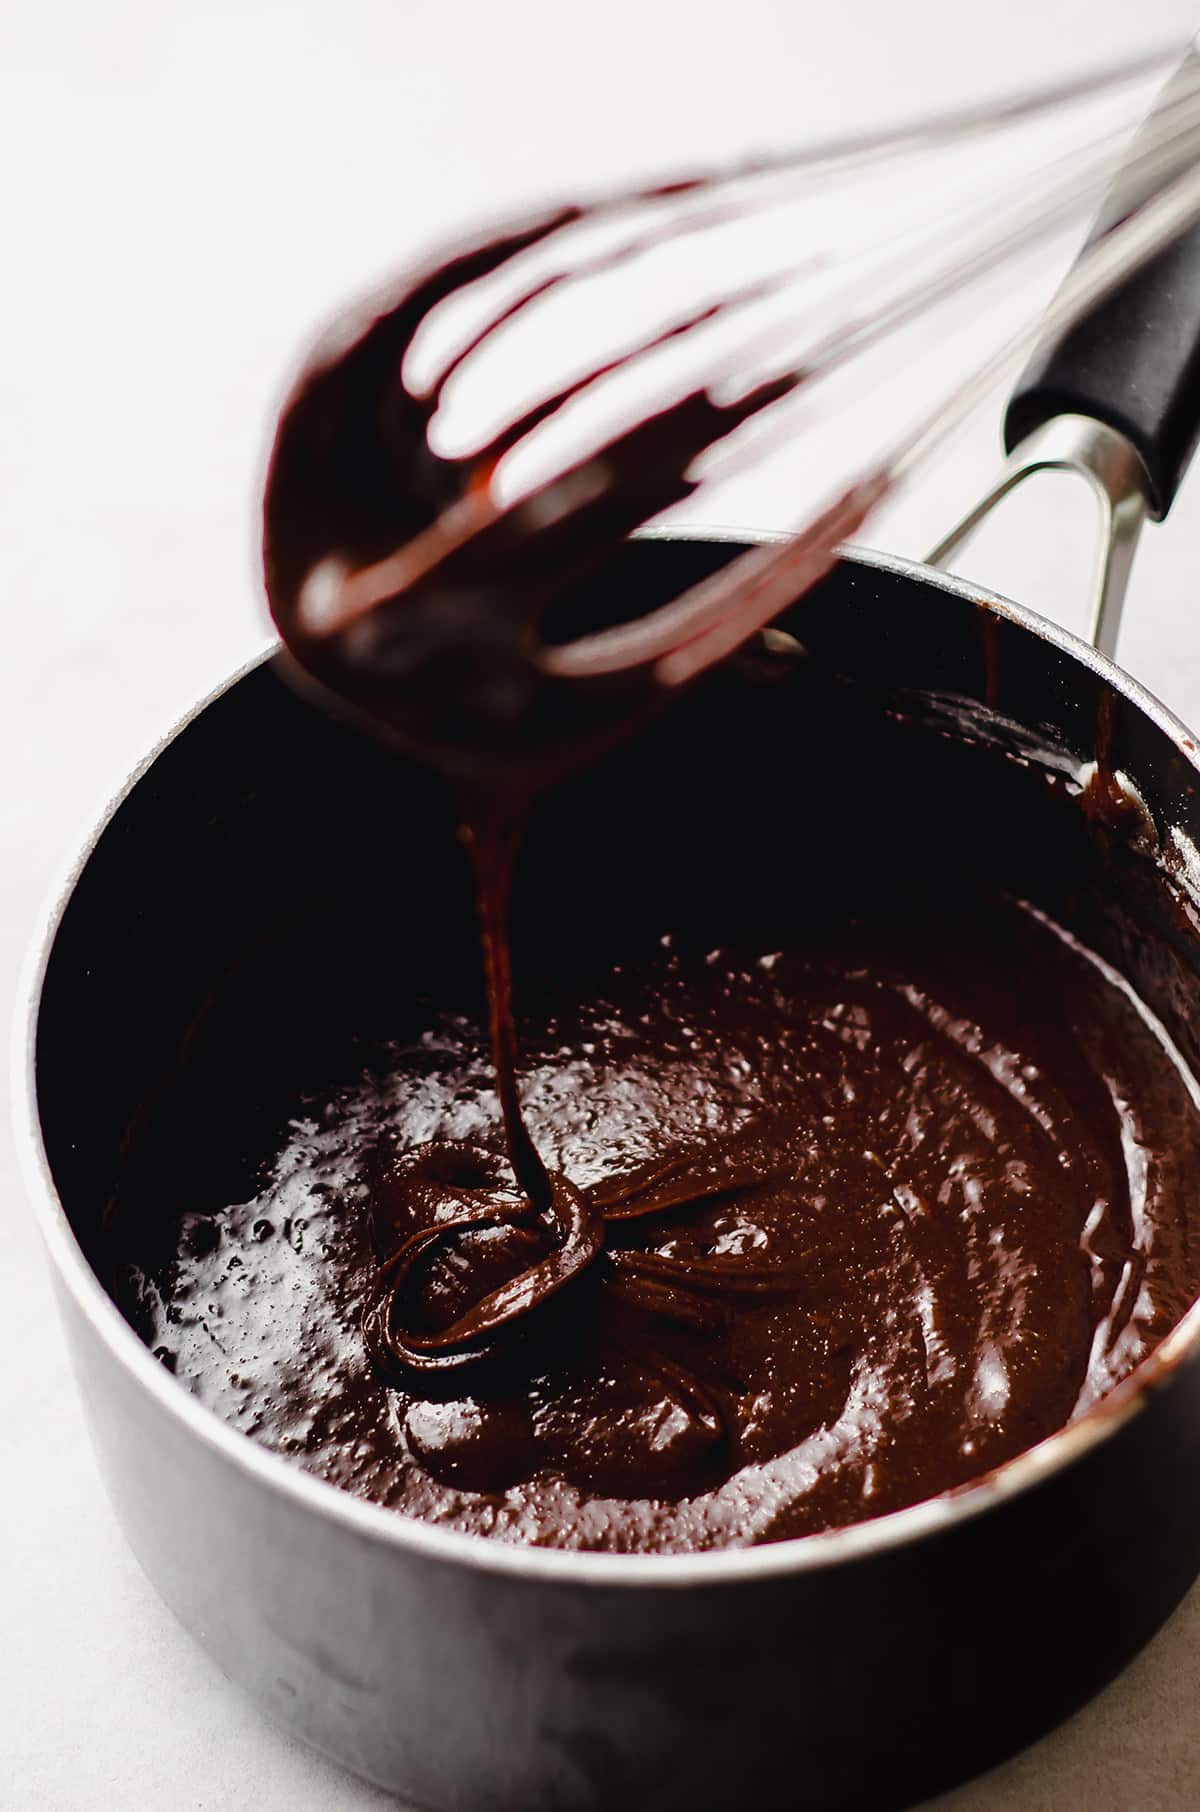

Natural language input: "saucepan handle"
[930,49,1200,656]
[1006,50,1200,520]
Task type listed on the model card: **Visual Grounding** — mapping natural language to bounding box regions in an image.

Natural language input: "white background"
[5,3,1200,1807]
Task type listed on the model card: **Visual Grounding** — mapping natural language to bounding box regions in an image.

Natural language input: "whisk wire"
[297,40,1200,691]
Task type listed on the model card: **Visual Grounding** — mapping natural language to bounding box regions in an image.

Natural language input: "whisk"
[263,43,1200,769]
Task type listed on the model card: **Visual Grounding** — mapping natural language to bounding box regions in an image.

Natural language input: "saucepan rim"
[16,534,1200,1590]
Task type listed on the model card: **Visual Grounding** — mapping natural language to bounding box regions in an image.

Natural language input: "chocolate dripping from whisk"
[456,791,551,1210]
[265,217,811,1224]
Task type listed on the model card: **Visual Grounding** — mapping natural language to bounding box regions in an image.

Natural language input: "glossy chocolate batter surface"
[121,879,1200,1552]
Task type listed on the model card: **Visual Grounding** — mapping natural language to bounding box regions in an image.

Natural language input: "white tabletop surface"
[6,4,1200,1807]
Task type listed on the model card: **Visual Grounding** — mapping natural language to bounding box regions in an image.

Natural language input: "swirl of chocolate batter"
[362,1147,603,1374]
[362,1118,803,1374]
[360,1112,849,1493]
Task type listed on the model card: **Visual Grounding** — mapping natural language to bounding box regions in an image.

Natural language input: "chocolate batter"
[116,856,1200,1551]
